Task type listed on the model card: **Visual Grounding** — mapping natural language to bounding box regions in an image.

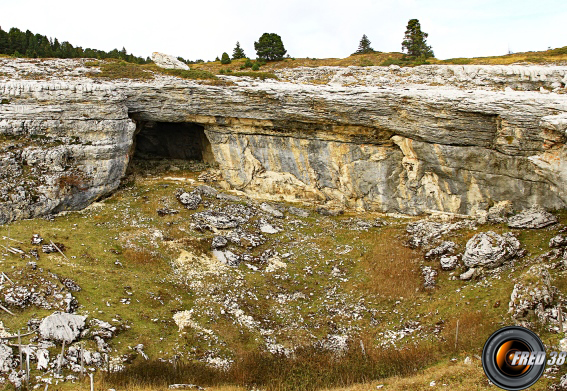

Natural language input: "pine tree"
[220,52,231,64]
[254,33,287,61]
[232,41,246,59]
[401,19,434,59]
[354,34,374,54]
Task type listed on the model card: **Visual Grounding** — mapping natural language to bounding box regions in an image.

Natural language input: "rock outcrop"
[151,52,189,70]
[1,58,567,222]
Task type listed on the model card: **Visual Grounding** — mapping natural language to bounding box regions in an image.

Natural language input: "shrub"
[231,71,278,80]
[220,52,231,64]
[251,63,260,71]
[244,58,253,68]
[158,67,217,80]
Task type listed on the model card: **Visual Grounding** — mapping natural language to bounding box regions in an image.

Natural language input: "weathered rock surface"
[507,206,558,229]
[462,231,521,269]
[509,265,558,324]
[1,59,567,222]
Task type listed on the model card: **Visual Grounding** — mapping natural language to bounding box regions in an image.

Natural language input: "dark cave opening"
[132,121,215,164]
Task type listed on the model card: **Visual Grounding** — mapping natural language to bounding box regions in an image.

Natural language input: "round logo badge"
[482,326,546,390]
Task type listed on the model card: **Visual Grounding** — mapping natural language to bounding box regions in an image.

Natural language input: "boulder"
[407,220,475,248]
[212,250,240,266]
[550,235,567,248]
[459,267,480,280]
[211,236,228,249]
[288,206,310,218]
[194,185,218,197]
[0,344,13,372]
[508,206,558,229]
[192,211,241,230]
[151,52,189,70]
[316,207,344,216]
[421,266,437,289]
[440,255,459,271]
[425,241,456,259]
[260,203,284,218]
[462,231,521,269]
[39,311,87,343]
[177,191,201,210]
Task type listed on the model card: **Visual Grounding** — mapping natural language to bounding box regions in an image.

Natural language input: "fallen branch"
[50,241,69,261]
[2,236,24,244]
[0,304,15,316]
[0,272,14,285]
[0,330,37,339]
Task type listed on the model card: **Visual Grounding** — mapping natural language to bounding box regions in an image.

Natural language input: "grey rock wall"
[1,59,567,222]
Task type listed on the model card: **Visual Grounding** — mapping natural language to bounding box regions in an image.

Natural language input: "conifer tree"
[401,19,434,59]
[254,33,286,61]
[232,41,246,59]
[354,34,374,54]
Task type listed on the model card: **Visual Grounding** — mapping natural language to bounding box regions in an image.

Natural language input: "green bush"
[160,68,217,80]
[244,58,253,68]
[220,52,231,64]
[231,71,278,80]
[379,58,407,66]
[251,63,260,71]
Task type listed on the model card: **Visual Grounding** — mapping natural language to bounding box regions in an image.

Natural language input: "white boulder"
[151,52,189,70]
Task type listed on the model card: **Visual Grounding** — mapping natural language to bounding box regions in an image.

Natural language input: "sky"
[2,0,566,61]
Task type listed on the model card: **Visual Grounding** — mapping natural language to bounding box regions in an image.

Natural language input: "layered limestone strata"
[0,59,567,223]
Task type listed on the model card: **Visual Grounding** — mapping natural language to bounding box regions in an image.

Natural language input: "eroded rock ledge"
[1,59,567,223]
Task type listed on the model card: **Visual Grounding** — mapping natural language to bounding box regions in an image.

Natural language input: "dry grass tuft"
[356,229,422,299]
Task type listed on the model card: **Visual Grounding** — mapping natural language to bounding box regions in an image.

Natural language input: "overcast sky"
[2,0,566,61]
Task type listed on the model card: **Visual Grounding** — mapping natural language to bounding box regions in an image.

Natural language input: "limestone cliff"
[1,58,567,223]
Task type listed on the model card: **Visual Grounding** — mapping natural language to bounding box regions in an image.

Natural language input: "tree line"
[1,18,434,66]
[0,26,151,64]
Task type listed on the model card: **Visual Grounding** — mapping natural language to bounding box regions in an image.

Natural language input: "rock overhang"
[1,59,567,222]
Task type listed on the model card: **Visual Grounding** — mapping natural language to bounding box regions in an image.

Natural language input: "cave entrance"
[133,121,214,163]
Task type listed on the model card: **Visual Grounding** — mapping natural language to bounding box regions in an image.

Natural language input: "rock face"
[462,231,521,269]
[1,58,567,222]
[151,52,189,70]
